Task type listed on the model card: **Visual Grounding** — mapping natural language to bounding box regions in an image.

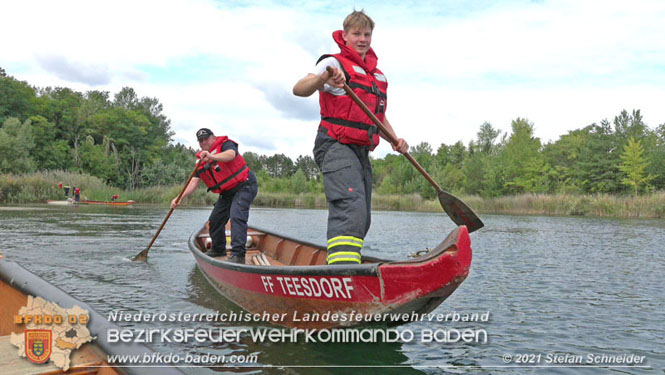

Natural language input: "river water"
[0,204,663,374]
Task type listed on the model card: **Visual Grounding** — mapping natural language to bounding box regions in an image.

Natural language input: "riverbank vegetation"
[2,68,665,218]
[2,171,665,218]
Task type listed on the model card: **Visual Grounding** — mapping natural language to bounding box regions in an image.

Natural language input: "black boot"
[206,248,226,258]
[227,254,246,264]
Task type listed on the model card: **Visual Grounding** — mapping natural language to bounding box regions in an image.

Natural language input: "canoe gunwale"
[0,260,184,375]
[187,225,381,276]
[188,223,464,273]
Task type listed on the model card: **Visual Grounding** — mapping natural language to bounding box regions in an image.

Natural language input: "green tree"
[435,143,451,166]
[113,87,139,109]
[87,101,171,188]
[411,142,433,169]
[28,115,73,171]
[488,118,547,195]
[243,151,264,173]
[462,153,487,195]
[481,156,506,197]
[76,135,119,182]
[264,154,294,178]
[408,142,437,198]
[574,121,622,193]
[619,137,653,195]
[140,143,195,187]
[374,154,408,195]
[289,168,308,193]
[506,157,551,193]
[34,87,84,146]
[294,155,319,180]
[449,141,467,166]
[542,130,587,193]
[437,163,466,194]
[648,123,665,190]
[472,122,502,155]
[0,73,37,123]
[462,122,503,195]
[0,117,35,173]
[614,109,647,142]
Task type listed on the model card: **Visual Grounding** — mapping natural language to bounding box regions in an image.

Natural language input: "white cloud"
[35,54,111,85]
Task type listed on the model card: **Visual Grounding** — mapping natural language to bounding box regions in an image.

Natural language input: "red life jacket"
[318,30,387,150]
[195,136,249,194]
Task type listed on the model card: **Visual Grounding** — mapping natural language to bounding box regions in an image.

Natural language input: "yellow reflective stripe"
[328,236,364,244]
[328,257,361,264]
[328,242,362,249]
[327,251,361,261]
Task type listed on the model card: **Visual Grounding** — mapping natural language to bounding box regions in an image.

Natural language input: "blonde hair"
[343,10,375,31]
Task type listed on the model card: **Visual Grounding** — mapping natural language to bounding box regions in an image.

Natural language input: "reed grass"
[470,192,665,218]
[2,171,665,218]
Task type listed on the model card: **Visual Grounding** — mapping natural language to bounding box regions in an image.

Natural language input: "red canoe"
[79,200,135,206]
[188,223,472,328]
[46,199,135,206]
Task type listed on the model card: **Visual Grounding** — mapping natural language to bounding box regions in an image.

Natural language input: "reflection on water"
[0,204,664,374]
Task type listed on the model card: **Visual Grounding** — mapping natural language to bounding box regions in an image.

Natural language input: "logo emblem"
[25,330,52,364]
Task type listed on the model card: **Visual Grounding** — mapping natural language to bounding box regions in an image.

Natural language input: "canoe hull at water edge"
[188,224,472,329]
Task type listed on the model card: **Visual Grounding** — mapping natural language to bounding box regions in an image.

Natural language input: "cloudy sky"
[2,0,664,159]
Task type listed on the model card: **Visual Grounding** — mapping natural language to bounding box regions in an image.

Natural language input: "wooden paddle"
[326,66,484,232]
[133,161,200,261]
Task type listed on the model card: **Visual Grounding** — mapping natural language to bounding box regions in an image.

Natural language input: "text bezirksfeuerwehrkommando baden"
[107,326,488,344]
[106,310,489,344]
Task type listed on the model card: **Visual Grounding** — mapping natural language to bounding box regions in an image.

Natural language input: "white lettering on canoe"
[260,276,274,293]
[260,276,354,299]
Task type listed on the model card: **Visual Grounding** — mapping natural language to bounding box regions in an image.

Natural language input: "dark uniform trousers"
[208,172,258,257]
[314,131,372,264]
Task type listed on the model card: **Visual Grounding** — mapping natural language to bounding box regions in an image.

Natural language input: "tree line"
[2,67,664,198]
[372,113,664,199]
[1,67,194,190]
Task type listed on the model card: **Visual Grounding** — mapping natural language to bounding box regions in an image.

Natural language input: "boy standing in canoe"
[171,128,258,264]
[293,10,408,265]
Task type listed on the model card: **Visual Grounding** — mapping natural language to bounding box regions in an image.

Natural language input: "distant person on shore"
[111,194,119,202]
[73,187,80,202]
[58,182,67,198]
[292,10,408,265]
[170,128,258,264]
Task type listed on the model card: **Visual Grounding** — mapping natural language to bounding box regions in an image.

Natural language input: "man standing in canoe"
[293,10,408,265]
[171,128,258,264]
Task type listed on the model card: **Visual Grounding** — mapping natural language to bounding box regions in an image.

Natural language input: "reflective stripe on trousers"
[327,236,363,264]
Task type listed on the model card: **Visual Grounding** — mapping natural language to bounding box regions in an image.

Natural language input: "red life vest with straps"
[318,30,387,150]
[195,136,249,194]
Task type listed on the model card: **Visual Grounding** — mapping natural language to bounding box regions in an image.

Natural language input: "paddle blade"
[438,190,484,233]
[132,248,149,262]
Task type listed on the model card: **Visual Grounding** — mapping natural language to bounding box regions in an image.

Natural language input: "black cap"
[196,128,213,141]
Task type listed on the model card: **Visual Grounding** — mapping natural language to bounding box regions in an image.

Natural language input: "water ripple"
[0,207,663,374]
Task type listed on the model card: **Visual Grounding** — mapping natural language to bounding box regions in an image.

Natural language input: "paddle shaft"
[325,67,483,232]
[133,161,200,261]
[326,66,443,193]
